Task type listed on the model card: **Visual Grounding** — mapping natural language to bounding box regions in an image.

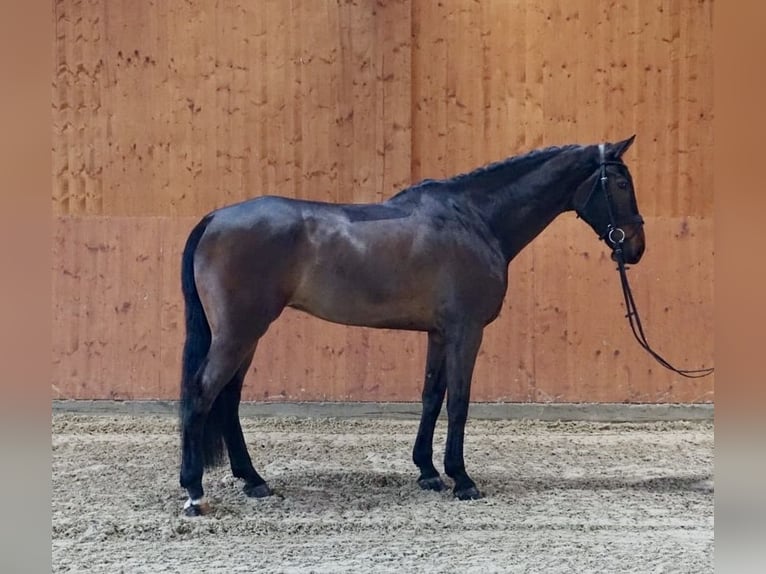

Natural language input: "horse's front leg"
[412,332,448,491]
[443,325,484,500]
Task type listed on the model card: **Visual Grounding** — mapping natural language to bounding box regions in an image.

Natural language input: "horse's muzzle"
[611,226,645,264]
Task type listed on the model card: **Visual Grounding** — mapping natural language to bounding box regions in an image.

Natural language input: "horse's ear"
[610,134,636,158]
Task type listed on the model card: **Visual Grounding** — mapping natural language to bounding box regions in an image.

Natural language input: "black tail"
[179,214,226,468]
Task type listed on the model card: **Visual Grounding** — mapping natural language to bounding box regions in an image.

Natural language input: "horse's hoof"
[454,486,483,500]
[244,482,273,498]
[183,498,209,516]
[183,504,203,517]
[418,476,447,492]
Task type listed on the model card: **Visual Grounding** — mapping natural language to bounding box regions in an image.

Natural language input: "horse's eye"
[617,180,628,190]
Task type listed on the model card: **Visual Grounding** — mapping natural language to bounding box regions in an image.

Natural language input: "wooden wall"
[52,0,714,403]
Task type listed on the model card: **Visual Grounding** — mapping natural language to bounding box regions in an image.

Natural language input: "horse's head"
[572,135,645,264]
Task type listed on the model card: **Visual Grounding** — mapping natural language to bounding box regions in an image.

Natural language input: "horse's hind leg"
[219,350,273,498]
[180,337,254,515]
[412,332,448,491]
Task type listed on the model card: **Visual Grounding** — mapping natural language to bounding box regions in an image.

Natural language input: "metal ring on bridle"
[608,226,626,244]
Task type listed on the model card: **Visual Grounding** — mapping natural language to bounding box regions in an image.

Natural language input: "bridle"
[576,144,714,379]
[573,143,644,243]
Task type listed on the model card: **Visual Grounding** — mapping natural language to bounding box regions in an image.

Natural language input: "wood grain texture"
[52,0,411,216]
[52,215,713,403]
[410,0,713,217]
[52,0,714,402]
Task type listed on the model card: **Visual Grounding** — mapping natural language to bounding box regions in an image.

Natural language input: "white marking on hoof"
[183,497,205,510]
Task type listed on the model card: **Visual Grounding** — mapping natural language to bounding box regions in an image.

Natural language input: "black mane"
[394,144,584,199]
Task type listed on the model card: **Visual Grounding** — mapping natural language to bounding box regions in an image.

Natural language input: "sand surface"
[52,414,713,573]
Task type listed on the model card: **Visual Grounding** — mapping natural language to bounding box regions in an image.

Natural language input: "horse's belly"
[289,300,434,331]
[287,263,437,330]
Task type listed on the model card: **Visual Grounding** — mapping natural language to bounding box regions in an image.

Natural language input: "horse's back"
[205,195,305,232]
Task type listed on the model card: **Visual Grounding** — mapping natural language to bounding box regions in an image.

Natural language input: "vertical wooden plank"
[529,223,571,401]
[212,1,248,207]
[375,0,412,199]
[102,0,153,215]
[574,0,601,145]
[52,0,73,215]
[523,0,545,149]
[631,0,649,195]
[479,0,527,158]
[678,0,714,218]
[343,0,376,203]
[411,0,450,181]
[643,0,681,218]
[262,0,299,202]
[603,0,633,143]
[445,2,483,173]
[52,0,107,216]
[541,0,570,144]
[293,0,334,202]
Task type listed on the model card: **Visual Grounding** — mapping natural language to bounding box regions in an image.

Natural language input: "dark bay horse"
[179,136,645,515]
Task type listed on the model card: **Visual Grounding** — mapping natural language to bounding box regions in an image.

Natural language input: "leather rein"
[577,144,714,379]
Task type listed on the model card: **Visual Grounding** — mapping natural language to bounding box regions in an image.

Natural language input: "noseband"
[574,144,644,246]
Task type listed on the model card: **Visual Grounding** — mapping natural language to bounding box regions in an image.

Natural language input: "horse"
[178,136,645,515]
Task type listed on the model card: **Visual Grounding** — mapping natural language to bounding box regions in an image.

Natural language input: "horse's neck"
[476,147,596,262]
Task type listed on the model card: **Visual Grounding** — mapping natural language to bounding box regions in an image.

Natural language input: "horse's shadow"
[268,469,419,503]
[256,469,713,507]
[197,470,713,520]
